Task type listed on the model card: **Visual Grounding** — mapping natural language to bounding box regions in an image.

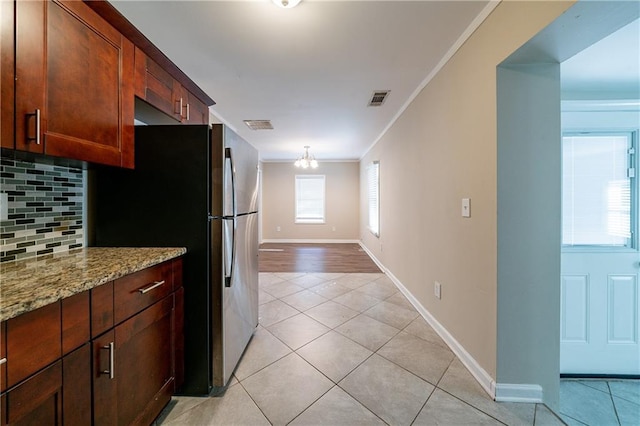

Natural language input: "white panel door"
[560,132,640,375]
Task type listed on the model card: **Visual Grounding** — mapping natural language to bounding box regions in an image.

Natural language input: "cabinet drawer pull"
[100,342,115,379]
[138,280,165,294]
[26,109,41,145]
[175,97,183,116]
[0,358,6,365]
[184,103,190,121]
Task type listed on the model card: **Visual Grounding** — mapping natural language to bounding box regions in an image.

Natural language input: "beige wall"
[360,0,573,380]
[262,161,359,241]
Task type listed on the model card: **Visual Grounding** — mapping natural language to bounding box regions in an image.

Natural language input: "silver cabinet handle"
[175,97,183,117]
[100,342,115,379]
[138,280,165,294]
[0,357,6,365]
[26,109,41,145]
[185,103,190,121]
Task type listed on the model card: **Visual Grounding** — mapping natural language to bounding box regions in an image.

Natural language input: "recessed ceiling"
[110,0,492,161]
[562,18,640,97]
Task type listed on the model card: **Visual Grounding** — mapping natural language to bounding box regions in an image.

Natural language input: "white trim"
[262,239,360,244]
[260,159,360,163]
[360,0,502,161]
[495,384,543,403]
[358,242,497,400]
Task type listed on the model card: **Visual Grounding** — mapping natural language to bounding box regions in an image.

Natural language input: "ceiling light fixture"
[294,146,318,169]
[272,0,302,8]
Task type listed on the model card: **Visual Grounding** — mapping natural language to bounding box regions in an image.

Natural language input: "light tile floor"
[158,272,566,425]
[559,379,640,426]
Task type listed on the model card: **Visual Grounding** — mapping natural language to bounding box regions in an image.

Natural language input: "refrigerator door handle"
[225,147,237,217]
[224,147,238,287]
[224,216,236,287]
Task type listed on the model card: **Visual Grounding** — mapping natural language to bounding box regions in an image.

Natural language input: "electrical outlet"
[276,226,281,232]
[434,281,442,299]
[332,226,336,232]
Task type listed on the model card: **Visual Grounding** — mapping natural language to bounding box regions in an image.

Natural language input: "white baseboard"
[495,384,543,403]
[358,242,497,400]
[261,239,360,244]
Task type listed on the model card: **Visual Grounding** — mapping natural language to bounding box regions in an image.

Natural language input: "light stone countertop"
[0,247,186,322]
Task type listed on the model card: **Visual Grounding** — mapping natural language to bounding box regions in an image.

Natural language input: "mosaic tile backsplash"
[0,157,84,263]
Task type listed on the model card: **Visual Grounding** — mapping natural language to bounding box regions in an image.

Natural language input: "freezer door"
[218,124,259,215]
[220,212,259,386]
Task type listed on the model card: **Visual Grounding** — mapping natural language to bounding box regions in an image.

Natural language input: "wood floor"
[258,243,381,273]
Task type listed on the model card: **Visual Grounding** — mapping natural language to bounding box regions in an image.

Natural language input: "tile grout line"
[606,381,623,426]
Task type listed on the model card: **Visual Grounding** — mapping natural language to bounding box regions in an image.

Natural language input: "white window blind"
[562,133,633,247]
[295,175,325,223]
[368,161,380,236]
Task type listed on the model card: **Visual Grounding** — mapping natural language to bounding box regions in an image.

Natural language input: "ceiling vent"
[243,120,273,130]
[368,90,390,107]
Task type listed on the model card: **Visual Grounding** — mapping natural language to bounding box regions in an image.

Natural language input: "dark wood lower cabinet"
[63,344,92,426]
[116,295,173,425]
[0,361,62,426]
[92,330,117,426]
[0,258,183,425]
[93,293,178,425]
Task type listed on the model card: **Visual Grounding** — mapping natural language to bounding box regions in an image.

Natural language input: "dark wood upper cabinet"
[14,0,135,168]
[134,47,209,125]
[0,0,14,149]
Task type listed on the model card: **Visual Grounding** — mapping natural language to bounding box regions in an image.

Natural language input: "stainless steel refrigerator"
[93,124,259,395]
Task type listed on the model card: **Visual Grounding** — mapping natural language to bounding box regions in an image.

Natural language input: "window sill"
[295,219,325,224]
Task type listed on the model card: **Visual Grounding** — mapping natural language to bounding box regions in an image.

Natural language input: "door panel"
[608,275,637,343]
[561,253,640,374]
[561,275,589,343]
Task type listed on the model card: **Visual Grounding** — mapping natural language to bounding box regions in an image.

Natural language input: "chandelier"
[272,0,302,8]
[294,146,318,169]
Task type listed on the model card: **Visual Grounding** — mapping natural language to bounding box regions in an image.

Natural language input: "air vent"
[243,120,273,130]
[368,90,390,107]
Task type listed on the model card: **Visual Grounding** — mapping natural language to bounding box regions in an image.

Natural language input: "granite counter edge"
[0,247,186,322]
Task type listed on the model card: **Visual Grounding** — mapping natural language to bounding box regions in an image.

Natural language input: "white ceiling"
[110,0,491,161]
[111,2,639,162]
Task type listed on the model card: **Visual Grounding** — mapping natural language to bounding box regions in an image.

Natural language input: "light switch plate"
[462,198,471,218]
[0,193,8,221]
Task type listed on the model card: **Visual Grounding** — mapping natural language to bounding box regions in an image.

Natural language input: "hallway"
[157,266,563,424]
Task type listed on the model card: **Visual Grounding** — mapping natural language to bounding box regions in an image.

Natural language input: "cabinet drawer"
[62,290,90,354]
[6,303,61,389]
[114,261,173,324]
[91,281,114,339]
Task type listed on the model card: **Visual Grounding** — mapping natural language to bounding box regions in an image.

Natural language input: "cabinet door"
[92,330,117,426]
[184,91,209,125]
[176,85,208,124]
[62,344,91,426]
[0,0,14,148]
[0,322,6,393]
[173,286,185,392]
[0,361,62,426]
[115,295,174,425]
[15,0,134,168]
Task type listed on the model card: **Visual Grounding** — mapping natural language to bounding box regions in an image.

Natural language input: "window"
[295,175,325,223]
[562,132,635,247]
[368,161,380,236]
